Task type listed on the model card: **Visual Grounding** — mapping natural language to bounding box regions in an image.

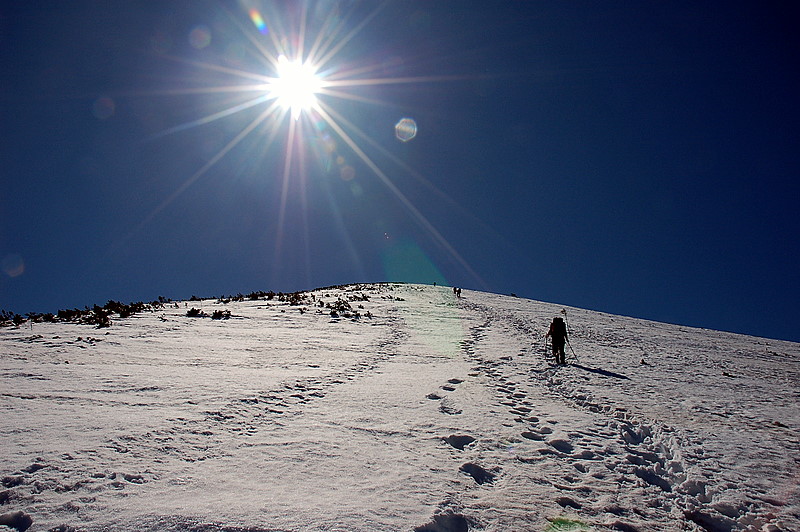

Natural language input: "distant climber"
[546,317,568,364]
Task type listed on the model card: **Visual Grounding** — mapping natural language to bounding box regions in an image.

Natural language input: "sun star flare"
[269,54,322,119]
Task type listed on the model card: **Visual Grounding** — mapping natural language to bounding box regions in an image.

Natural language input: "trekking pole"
[543,335,550,362]
[566,338,579,363]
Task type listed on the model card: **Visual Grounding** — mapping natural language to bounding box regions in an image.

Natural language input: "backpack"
[551,317,567,339]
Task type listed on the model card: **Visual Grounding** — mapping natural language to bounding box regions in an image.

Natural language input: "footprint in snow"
[548,439,574,454]
[634,468,671,492]
[121,473,145,484]
[444,435,475,450]
[555,496,581,509]
[572,449,596,460]
[459,463,497,485]
[413,511,469,532]
[606,521,641,532]
[21,463,47,474]
[521,431,545,441]
[625,449,663,467]
[0,511,33,532]
[439,399,462,415]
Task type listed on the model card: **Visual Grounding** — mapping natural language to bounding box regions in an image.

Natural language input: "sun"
[268,54,322,119]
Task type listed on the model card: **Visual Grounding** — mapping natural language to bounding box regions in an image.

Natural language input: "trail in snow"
[1,283,798,531]
[450,292,799,531]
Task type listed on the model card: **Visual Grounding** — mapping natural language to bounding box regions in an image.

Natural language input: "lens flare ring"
[395,118,417,142]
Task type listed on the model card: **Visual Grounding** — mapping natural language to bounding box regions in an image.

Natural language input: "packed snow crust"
[1,283,798,531]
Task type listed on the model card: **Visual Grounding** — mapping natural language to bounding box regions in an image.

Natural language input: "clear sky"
[1,1,798,342]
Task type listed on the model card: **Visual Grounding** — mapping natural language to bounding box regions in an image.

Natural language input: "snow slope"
[1,283,798,531]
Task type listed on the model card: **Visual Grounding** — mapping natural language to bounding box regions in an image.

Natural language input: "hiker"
[546,316,568,364]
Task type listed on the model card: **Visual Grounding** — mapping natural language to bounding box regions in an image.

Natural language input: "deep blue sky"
[2,1,798,342]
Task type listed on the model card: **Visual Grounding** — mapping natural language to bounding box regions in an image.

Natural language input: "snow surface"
[1,283,798,531]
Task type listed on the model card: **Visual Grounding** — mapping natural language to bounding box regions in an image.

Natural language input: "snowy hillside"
[1,283,798,531]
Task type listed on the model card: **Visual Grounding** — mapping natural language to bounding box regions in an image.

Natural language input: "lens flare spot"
[2,254,24,278]
[395,118,417,142]
[249,9,268,35]
[350,182,364,197]
[340,165,355,181]
[382,240,444,285]
[92,97,115,120]
[322,135,336,153]
[189,25,212,49]
[313,118,327,132]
